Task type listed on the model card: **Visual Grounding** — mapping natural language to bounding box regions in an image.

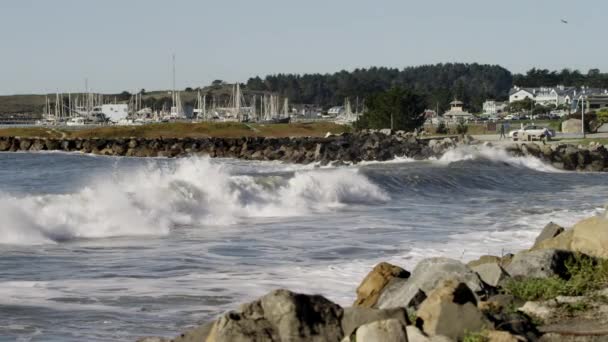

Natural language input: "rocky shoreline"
[0,130,459,164]
[140,211,608,342]
[2,131,608,172]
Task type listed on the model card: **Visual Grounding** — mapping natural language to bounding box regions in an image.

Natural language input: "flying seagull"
[561,19,568,24]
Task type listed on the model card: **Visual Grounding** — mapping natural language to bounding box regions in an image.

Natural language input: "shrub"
[435,121,448,134]
[456,120,469,134]
[504,254,608,301]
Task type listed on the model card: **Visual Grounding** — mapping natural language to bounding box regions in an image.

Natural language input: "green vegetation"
[504,255,608,301]
[456,120,469,134]
[462,330,489,342]
[0,122,350,139]
[356,87,426,131]
[248,63,513,112]
[513,68,608,88]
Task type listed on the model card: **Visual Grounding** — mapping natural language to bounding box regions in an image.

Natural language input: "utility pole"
[581,95,586,138]
[390,113,394,130]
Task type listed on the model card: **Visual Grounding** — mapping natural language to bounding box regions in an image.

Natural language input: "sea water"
[1,147,607,341]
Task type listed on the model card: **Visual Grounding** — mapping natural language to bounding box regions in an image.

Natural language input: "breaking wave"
[0,157,388,245]
[435,144,562,173]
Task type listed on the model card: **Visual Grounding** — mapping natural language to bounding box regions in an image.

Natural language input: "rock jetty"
[0,130,466,164]
[139,211,608,341]
[504,141,608,172]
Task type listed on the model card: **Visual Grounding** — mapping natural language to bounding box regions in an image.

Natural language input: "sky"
[1,0,606,95]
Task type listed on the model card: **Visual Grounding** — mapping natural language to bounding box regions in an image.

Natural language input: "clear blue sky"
[1,0,606,95]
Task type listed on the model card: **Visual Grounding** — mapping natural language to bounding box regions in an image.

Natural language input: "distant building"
[482,100,507,115]
[442,99,474,123]
[327,106,345,116]
[509,85,607,108]
[99,104,129,123]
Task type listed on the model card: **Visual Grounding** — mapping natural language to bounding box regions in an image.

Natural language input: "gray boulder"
[354,319,408,342]
[377,258,486,310]
[206,289,343,342]
[471,262,510,287]
[533,222,565,249]
[505,249,576,279]
[341,307,409,337]
[416,280,490,340]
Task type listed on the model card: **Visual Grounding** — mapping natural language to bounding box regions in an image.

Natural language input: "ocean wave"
[435,144,562,173]
[0,157,388,245]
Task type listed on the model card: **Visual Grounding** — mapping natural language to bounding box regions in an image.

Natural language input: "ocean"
[1,147,607,341]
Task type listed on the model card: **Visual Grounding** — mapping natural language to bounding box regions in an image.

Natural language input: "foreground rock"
[377,257,487,310]
[416,280,490,340]
[533,215,608,259]
[354,262,410,308]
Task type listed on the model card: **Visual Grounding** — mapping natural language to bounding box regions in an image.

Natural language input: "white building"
[482,100,507,115]
[97,104,129,123]
[509,85,579,107]
[443,100,474,123]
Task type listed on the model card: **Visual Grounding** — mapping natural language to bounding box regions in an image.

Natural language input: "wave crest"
[0,157,388,245]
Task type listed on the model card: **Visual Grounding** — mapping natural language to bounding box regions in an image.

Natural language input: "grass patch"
[504,255,608,301]
[0,122,351,139]
[462,330,489,342]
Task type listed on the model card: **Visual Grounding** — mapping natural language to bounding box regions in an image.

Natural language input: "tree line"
[246,63,513,113]
[512,68,608,89]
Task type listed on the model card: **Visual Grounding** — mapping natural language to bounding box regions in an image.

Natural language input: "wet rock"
[354,262,410,308]
[416,280,490,340]
[377,258,487,310]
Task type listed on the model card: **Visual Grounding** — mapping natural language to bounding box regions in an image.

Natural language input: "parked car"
[509,125,553,142]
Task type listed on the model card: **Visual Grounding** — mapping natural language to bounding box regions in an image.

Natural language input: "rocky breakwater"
[140,209,608,342]
[504,141,608,172]
[0,130,469,164]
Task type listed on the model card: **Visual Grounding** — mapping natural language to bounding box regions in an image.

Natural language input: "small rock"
[341,307,409,337]
[485,330,521,342]
[519,301,554,321]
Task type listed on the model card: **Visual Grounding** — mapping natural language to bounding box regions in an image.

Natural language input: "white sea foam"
[436,144,562,173]
[0,157,388,245]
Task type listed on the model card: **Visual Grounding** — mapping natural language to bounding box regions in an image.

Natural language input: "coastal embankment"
[2,130,608,171]
[0,130,466,165]
[139,210,608,342]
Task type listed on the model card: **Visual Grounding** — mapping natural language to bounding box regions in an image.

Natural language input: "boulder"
[569,215,608,259]
[471,262,510,287]
[205,289,343,342]
[354,262,410,308]
[171,321,215,342]
[467,255,503,268]
[533,222,565,248]
[415,280,490,340]
[353,319,408,342]
[377,258,487,310]
[505,249,577,279]
[341,307,409,337]
[533,215,608,259]
[405,325,431,342]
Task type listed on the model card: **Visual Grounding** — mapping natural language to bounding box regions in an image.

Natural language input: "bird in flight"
[561,19,568,24]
